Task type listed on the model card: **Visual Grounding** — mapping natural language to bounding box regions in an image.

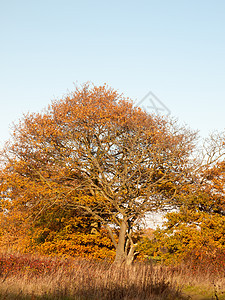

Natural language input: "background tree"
[144,140,225,264]
[1,83,197,265]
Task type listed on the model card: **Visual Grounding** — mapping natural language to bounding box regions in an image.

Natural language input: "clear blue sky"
[1,0,225,148]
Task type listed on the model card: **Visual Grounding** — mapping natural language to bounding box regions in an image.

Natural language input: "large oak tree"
[1,84,197,264]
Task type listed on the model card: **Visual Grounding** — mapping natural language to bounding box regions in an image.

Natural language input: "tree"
[1,83,197,264]
[145,142,225,264]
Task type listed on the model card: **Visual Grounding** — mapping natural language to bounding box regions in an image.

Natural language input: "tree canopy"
[0,83,198,264]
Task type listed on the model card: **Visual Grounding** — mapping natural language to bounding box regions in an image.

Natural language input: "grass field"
[0,252,224,299]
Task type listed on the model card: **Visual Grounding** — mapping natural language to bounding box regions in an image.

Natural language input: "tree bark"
[113,220,136,266]
[113,220,127,265]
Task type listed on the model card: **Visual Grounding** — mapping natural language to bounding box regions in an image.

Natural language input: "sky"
[1,0,225,149]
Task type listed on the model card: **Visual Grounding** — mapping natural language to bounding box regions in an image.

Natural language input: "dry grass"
[162,262,225,300]
[0,252,224,299]
[0,253,186,300]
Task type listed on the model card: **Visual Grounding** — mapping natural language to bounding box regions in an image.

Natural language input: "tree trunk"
[113,220,135,266]
[113,220,127,265]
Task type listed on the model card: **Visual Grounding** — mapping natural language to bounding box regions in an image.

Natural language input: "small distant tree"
[146,137,225,263]
[0,83,197,265]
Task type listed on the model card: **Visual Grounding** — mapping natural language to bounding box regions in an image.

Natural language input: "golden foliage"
[0,83,198,264]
